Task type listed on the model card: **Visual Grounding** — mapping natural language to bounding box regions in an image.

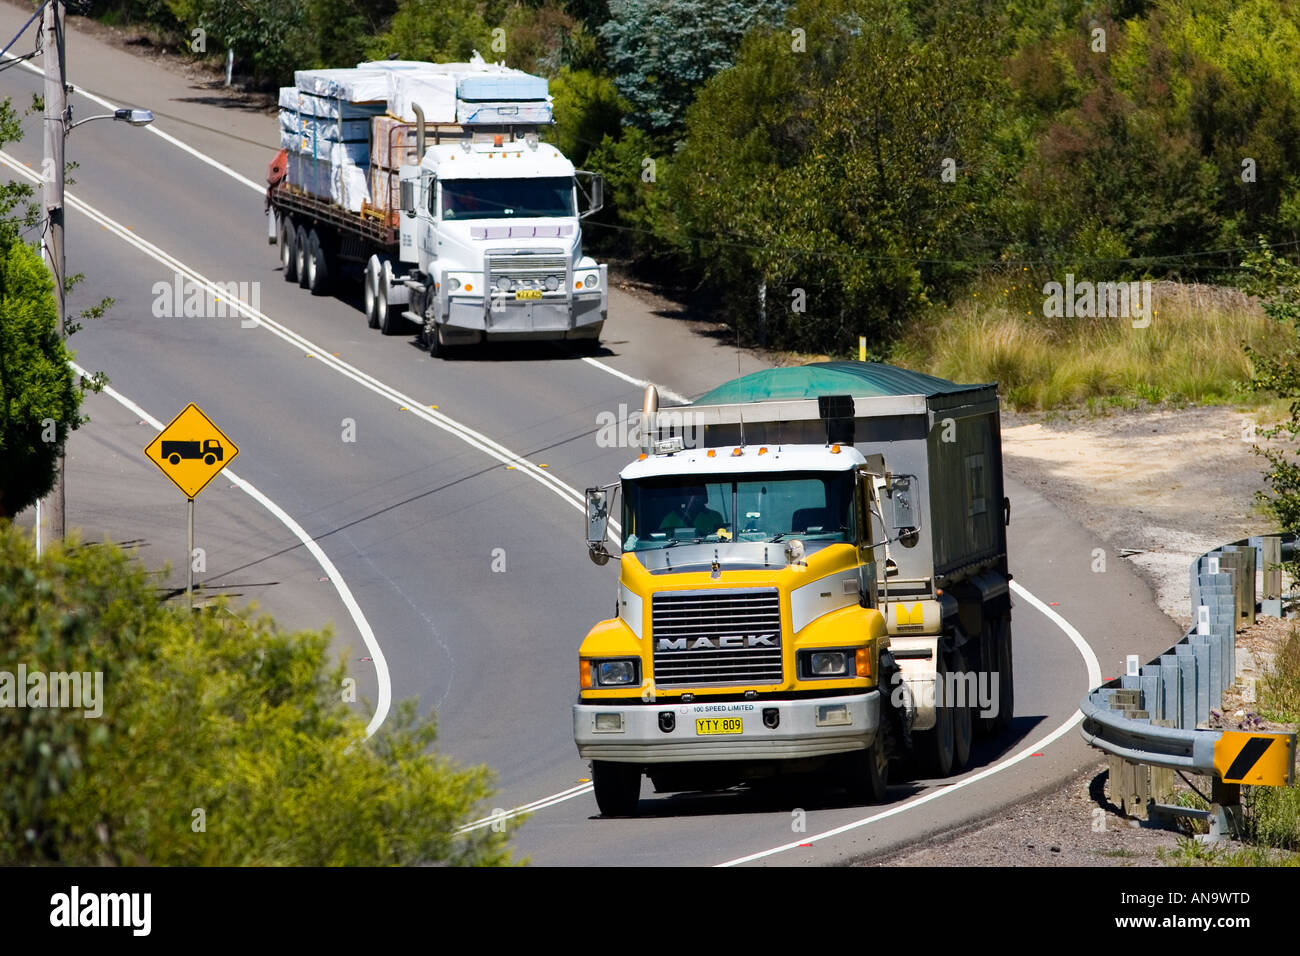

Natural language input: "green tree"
[0,525,513,865]
[599,0,788,134]
[664,0,1008,349]
[0,238,82,521]
[1244,241,1300,539]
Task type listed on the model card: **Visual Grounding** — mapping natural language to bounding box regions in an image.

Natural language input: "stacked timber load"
[279,69,387,212]
[279,55,553,220]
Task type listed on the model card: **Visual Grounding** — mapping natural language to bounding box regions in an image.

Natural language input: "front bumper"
[442,291,606,338]
[573,691,880,763]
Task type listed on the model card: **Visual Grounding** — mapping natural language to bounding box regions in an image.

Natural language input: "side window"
[425,174,437,216]
[965,453,986,517]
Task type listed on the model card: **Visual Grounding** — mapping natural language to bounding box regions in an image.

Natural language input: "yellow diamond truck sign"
[144,403,239,499]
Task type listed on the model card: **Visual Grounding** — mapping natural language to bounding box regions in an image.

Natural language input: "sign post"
[143,404,239,610]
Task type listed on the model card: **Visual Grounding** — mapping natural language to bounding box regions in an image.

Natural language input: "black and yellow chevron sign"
[1213,732,1295,787]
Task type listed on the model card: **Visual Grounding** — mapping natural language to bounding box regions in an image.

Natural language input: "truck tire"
[994,615,1014,734]
[377,268,401,335]
[306,229,331,295]
[951,651,973,773]
[279,216,297,283]
[294,226,310,290]
[915,655,955,778]
[363,256,380,329]
[591,761,641,816]
[841,730,890,804]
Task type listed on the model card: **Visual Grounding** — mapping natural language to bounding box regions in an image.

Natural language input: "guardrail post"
[1190,641,1210,726]
[1159,655,1183,728]
[1260,535,1283,618]
[1190,633,1222,706]
[1221,546,1255,627]
[1139,667,1163,721]
[1173,646,1196,730]
[1200,778,1242,844]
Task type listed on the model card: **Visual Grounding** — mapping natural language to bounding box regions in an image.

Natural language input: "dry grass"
[893,275,1296,410]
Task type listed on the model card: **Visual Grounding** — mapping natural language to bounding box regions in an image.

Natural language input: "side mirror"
[577,171,604,219]
[400,178,417,217]
[586,487,612,565]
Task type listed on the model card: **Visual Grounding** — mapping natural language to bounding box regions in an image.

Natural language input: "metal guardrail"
[1078,533,1296,837]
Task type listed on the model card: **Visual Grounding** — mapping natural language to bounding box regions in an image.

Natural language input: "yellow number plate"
[695,717,743,736]
[515,289,543,300]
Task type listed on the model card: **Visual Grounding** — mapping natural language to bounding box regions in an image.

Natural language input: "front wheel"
[841,732,890,804]
[591,761,641,817]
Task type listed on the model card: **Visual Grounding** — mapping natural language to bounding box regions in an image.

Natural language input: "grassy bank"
[892,277,1295,411]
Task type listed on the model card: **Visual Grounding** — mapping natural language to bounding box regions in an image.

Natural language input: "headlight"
[497,276,513,292]
[448,277,461,291]
[544,275,559,291]
[812,651,848,676]
[595,659,638,686]
[800,649,852,679]
[584,272,599,289]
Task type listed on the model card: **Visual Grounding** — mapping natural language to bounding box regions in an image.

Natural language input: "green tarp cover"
[692,362,986,406]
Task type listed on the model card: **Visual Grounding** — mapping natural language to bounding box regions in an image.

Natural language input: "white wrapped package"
[287,153,371,212]
[293,68,390,104]
[456,99,553,124]
[386,72,458,123]
[280,110,370,143]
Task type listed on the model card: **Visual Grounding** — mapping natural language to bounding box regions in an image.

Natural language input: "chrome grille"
[488,253,567,276]
[651,588,783,686]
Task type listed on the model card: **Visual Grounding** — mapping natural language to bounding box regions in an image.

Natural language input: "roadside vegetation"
[893,276,1295,411]
[0,525,513,865]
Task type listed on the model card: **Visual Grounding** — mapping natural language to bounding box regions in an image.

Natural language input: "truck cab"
[401,133,606,352]
[577,437,905,815]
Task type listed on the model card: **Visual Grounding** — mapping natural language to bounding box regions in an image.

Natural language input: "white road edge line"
[713,579,1103,866]
[581,357,690,406]
[2,51,265,193]
[68,361,393,741]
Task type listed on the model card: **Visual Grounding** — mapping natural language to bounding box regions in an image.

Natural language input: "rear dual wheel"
[279,216,298,282]
[915,651,972,777]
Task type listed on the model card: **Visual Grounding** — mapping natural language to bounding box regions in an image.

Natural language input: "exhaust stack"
[641,384,659,455]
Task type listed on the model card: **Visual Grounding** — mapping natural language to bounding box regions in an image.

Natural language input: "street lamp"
[35,0,155,556]
[66,107,155,132]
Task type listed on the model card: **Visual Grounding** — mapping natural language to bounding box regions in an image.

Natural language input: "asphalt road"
[0,5,1183,866]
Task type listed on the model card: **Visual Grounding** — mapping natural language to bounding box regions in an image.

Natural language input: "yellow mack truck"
[575,363,1013,816]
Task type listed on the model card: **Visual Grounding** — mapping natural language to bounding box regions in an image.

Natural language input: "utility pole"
[40,0,66,545]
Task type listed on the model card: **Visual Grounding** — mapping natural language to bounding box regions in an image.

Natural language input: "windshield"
[621,471,855,552]
[440,177,575,220]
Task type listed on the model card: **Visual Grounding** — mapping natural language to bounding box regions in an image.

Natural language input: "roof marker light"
[731,447,743,457]
[831,444,841,453]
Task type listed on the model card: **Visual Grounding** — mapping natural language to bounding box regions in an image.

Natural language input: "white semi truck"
[267,60,607,356]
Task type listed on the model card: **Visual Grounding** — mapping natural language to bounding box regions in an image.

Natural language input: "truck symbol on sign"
[160,439,224,466]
